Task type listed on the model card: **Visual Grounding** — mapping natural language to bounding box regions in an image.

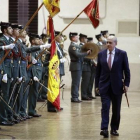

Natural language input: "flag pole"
[0,3,44,65]
[27,7,86,69]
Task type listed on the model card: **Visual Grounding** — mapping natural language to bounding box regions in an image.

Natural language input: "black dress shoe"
[37,98,45,102]
[20,116,26,121]
[71,98,82,103]
[48,109,57,112]
[100,130,109,138]
[0,121,14,126]
[82,97,92,100]
[88,96,96,99]
[96,93,100,96]
[60,107,63,110]
[9,118,19,124]
[41,95,47,100]
[26,115,33,119]
[32,114,41,117]
[110,130,119,136]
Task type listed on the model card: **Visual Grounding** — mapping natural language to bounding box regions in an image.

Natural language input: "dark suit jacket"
[95,48,130,95]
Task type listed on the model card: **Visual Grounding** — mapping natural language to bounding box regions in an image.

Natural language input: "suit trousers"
[101,85,122,130]
[71,70,82,99]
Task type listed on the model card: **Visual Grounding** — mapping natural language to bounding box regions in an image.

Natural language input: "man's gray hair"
[107,36,117,43]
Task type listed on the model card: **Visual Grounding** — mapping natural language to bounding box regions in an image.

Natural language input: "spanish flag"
[47,54,60,110]
[47,17,60,110]
[43,0,60,17]
[84,0,99,28]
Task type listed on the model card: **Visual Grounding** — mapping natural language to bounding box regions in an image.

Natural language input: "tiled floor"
[0,90,140,140]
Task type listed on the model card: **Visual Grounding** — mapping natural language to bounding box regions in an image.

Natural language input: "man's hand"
[124,86,128,93]
[32,58,37,64]
[60,58,66,63]
[2,74,7,83]
[95,88,99,93]
[33,76,39,82]
[18,77,23,83]
[87,50,91,55]
[2,44,15,50]
[40,44,51,50]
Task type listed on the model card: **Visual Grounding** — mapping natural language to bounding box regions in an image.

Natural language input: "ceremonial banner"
[84,0,100,28]
[43,0,60,17]
[47,17,60,110]
[48,54,60,110]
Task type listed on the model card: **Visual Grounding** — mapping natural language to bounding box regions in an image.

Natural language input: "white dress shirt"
[3,34,10,41]
[107,48,115,68]
[72,41,78,45]
[98,41,103,45]
[19,38,22,43]
[11,37,15,41]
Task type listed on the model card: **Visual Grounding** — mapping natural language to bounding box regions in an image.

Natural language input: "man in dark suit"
[95,36,130,138]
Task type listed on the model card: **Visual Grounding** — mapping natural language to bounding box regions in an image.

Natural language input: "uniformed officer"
[8,24,22,123]
[28,33,51,117]
[79,33,92,100]
[86,37,96,99]
[55,31,65,79]
[17,28,48,119]
[95,34,104,51]
[0,22,15,126]
[37,36,46,102]
[38,33,49,100]
[68,32,91,103]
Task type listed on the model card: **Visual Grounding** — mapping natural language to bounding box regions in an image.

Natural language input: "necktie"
[108,51,112,70]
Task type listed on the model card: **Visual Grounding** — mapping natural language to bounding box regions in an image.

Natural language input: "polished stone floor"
[0,90,140,140]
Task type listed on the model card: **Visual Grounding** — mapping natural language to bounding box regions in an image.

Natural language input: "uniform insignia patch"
[73,47,76,50]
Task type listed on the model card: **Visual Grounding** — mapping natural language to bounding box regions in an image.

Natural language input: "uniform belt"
[83,62,90,65]
[71,60,80,62]
[21,60,27,63]
[4,58,13,63]
[35,63,42,66]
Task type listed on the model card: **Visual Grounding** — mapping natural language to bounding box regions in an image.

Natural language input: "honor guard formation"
[0,22,131,139]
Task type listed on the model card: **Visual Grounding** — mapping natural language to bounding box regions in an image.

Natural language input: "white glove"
[2,74,7,83]
[18,77,22,82]
[62,57,66,63]
[32,58,37,64]
[2,44,15,50]
[40,44,51,50]
[33,76,39,82]
[60,58,66,63]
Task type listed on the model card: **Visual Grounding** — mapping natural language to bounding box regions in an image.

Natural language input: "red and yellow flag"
[43,0,60,17]
[84,0,100,28]
[47,54,60,110]
[47,17,60,110]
